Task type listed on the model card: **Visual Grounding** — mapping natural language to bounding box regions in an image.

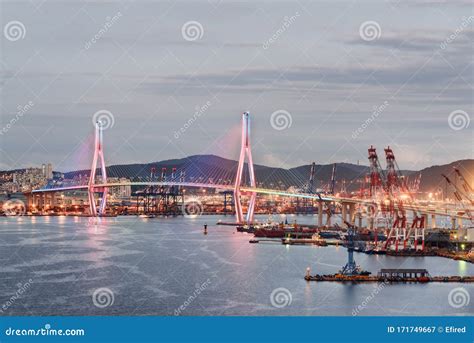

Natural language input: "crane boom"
[442,174,473,222]
[454,168,473,196]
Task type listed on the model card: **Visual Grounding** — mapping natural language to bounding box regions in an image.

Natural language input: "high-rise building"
[46,163,53,179]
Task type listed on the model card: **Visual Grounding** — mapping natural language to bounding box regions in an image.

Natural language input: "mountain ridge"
[2,155,472,194]
[57,155,472,194]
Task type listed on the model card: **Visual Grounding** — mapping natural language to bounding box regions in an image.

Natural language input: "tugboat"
[236,225,255,233]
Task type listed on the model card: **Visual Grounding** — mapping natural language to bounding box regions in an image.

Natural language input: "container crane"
[454,168,473,202]
[307,162,316,194]
[442,173,473,223]
[368,146,389,197]
[383,147,425,251]
[329,163,337,195]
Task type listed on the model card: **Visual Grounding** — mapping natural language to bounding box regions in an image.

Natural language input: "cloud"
[137,56,472,101]
[347,29,473,54]
[1,0,472,170]
[392,0,474,7]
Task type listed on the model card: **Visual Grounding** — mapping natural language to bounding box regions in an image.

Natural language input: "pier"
[304,273,474,283]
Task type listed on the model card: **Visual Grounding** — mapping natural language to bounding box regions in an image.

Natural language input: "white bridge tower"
[88,121,108,216]
[234,111,257,225]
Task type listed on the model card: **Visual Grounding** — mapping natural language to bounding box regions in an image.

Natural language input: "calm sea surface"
[1,215,473,316]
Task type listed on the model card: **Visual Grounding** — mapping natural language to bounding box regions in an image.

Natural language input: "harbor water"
[1,215,473,316]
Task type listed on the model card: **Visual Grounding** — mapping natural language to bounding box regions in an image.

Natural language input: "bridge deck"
[31,182,471,220]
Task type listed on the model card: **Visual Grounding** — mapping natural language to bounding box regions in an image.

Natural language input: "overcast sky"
[1,0,472,172]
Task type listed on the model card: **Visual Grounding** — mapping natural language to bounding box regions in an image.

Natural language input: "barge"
[305,268,474,283]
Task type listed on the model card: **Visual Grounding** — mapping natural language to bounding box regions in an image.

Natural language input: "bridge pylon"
[234,111,256,225]
[88,121,108,216]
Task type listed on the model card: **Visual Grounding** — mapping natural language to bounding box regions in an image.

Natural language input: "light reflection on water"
[0,215,472,316]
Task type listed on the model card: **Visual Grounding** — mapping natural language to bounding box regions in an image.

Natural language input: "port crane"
[307,162,316,194]
[340,221,358,275]
[383,146,405,250]
[368,146,386,197]
[382,147,425,251]
[366,146,392,249]
[454,168,473,203]
[442,171,473,224]
[329,163,337,195]
[340,221,369,276]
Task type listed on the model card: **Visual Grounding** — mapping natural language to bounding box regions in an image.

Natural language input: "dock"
[281,237,327,246]
[249,239,280,244]
[305,268,474,283]
[305,274,474,283]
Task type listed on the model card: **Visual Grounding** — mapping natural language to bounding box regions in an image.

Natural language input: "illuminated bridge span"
[32,112,471,230]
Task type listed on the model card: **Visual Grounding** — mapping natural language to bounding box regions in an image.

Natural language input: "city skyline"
[1,0,472,172]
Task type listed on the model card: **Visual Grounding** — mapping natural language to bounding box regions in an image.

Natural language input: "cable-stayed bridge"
[31,112,471,231]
